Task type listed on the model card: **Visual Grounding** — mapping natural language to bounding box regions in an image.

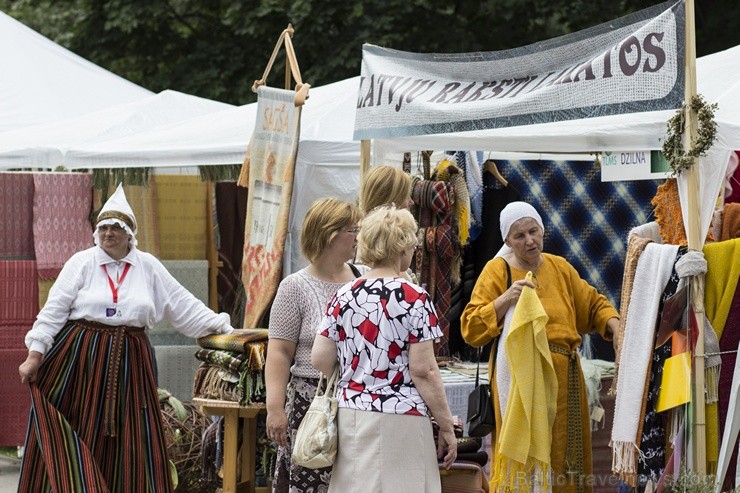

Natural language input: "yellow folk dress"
[461,254,618,493]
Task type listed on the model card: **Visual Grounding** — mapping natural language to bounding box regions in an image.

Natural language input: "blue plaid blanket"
[494,158,660,311]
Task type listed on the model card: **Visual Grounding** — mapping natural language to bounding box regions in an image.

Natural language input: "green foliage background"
[2,0,739,105]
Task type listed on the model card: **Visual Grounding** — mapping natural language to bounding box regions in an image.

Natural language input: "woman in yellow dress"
[461,202,619,493]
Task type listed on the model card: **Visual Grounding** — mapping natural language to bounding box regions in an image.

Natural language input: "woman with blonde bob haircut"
[359,165,413,213]
[301,198,363,263]
[357,204,417,265]
[313,205,457,492]
[266,197,365,492]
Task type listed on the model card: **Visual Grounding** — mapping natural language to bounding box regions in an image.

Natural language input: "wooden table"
[193,398,270,493]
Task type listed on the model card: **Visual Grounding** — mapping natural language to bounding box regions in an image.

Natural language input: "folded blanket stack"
[193,329,269,405]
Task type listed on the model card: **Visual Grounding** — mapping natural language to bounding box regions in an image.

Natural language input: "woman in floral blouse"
[312,205,457,493]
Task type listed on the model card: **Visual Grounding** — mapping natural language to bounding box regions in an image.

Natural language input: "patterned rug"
[493,159,660,310]
[32,173,93,279]
[0,260,39,325]
[0,173,35,259]
[155,175,207,260]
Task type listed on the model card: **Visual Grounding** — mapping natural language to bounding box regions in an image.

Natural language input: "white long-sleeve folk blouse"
[25,245,233,354]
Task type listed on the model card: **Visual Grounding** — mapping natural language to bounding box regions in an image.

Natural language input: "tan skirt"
[329,408,441,493]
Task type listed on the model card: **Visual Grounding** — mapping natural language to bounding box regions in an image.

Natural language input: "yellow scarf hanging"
[434,159,470,246]
[493,271,557,493]
[703,238,740,470]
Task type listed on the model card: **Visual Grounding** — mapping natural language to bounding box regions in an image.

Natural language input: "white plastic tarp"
[0,10,152,133]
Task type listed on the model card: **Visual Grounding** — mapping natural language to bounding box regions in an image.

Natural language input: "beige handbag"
[292,368,339,469]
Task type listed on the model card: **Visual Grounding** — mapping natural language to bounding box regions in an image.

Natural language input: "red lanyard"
[103,263,131,304]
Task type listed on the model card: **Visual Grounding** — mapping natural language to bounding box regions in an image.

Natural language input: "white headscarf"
[94,184,138,247]
[495,201,545,258]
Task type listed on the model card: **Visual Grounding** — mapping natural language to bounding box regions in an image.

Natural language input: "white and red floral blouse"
[317,277,442,417]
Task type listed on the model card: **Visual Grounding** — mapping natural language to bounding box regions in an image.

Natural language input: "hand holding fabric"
[19,351,43,384]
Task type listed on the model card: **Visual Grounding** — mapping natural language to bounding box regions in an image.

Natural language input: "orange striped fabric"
[18,320,174,492]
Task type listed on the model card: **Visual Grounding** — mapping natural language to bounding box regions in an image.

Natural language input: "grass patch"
[0,447,20,459]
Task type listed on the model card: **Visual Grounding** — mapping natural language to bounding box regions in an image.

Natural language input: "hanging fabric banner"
[241,86,302,328]
[354,0,684,140]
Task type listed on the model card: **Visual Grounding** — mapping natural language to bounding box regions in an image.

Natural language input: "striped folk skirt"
[18,320,173,493]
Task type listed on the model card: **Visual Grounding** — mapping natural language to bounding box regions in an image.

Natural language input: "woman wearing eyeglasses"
[265,197,365,492]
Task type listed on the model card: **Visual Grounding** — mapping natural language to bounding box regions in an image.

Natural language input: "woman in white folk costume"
[461,202,619,493]
[18,184,233,492]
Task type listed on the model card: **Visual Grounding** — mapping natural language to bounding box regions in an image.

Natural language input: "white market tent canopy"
[61,77,363,275]
[4,41,738,275]
[57,44,740,170]
[0,10,152,133]
[0,90,233,169]
[63,76,361,169]
[50,45,740,274]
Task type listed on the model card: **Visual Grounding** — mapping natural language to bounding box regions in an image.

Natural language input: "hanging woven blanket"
[0,173,34,259]
[493,158,659,310]
[32,173,93,279]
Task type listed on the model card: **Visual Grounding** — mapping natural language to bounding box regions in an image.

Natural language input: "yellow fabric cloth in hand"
[493,271,558,492]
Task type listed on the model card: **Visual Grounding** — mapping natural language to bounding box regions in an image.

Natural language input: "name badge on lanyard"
[104,263,131,318]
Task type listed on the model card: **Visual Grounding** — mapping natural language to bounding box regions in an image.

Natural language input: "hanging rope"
[251,24,310,107]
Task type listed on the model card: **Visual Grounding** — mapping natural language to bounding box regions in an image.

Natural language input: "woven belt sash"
[548,343,584,492]
[72,319,145,437]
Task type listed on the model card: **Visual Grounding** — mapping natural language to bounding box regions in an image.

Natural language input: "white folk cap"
[95,184,137,245]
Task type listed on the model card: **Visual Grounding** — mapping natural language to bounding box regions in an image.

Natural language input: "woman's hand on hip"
[19,351,43,384]
[266,410,289,449]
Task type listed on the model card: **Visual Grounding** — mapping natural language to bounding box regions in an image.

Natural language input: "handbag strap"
[318,367,340,397]
[474,258,512,387]
[348,262,362,278]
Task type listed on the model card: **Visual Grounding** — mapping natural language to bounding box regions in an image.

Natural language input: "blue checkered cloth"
[495,158,660,311]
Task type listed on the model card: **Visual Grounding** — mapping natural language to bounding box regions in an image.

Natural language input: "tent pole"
[684,0,706,475]
[360,139,371,181]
